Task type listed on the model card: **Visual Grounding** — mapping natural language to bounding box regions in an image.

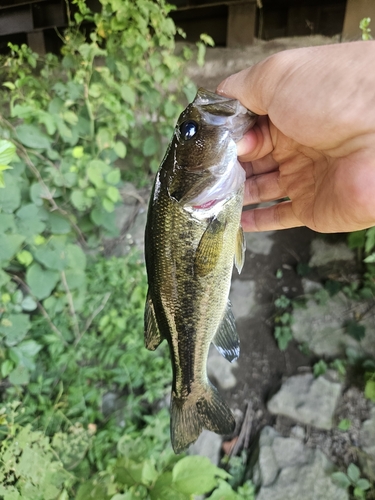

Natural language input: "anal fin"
[144,291,164,351]
[212,302,240,362]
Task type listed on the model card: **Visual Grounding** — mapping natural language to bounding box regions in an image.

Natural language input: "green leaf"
[16,250,33,267]
[172,456,229,495]
[365,380,375,401]
[0,213,15,232]
[345,320,366,341]
[151,472,188,500]
[114,458,143,486]
[0,173,21,212]
[16,203,46,237]
[365,226,375,253]
[106,186,120,203]
[143,136,159,157]
[70,190,91,211]
[87,160,109,187]
[106,168,121,185]
[114,141,126,158]
[363,253,375,263]
[26,263,59,300]
[8,364,29,385]
[64,268,85,290]
[347,463,360,484]
[66,244,86,270]
[206,479,240,499]
[1,359,14,378]
[102,198,115,212]
[21,296,38,311]
[34,240,68,271]
[72,146,84,159]
[337,419,351,431]
[0,140,16,165]
[331,471,351,489]
[347,230,366,250]
[30,182,49,206]
[356,478,371,490]
[16,124,51,150]
[120,84,136,106]
[47,212,71,234]
[0,233,25,263]
[0,314,31,346]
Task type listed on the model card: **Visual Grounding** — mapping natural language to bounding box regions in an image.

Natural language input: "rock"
[189,429,222,466]
[309,239,354,267]
[251,426,348,500]
[207,345,238,390]
[267,373,342,430]
[291,292,375,358]
[230,279,257,319]
[358,406,375,483]
[244,231,275,256]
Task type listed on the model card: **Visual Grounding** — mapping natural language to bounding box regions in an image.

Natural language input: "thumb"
[217,66,271,116]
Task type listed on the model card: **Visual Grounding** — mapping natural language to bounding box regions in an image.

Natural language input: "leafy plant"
[0,401,74,499]
[360,17,373,40]
[0,0,226,496]
[332,463,371,499]
[273,295,294,350]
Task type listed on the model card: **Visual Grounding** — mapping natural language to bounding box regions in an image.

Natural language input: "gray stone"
[358,406,375,482]
[244,231,275,255]
[256,450,348,500]
[207,345,238,390]
[291,292,375,358]
[251,427,348,500]
[272,436,312,468]
[301,278,323,294]
[267,373,342,430]
[189,429,222,466]
[290,425,306,440]
[229,279,257,319]
[252,427,279,487]
[309,239,354,267]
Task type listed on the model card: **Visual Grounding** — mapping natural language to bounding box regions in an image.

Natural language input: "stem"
[75,291,111,347]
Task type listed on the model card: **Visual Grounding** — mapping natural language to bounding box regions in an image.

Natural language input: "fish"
[144,88,257,453]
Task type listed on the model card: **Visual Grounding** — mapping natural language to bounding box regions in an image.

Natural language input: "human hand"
[217,41,375,233]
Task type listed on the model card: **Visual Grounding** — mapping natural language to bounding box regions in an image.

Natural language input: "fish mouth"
[192,198,221,210]
[194,88,257,141]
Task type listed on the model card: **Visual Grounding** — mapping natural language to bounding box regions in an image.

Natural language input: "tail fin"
[170,383,235,454]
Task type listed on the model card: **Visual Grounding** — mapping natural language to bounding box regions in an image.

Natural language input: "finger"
[240,154,279,178]
[243,171,287,205]
[237,115,274,161]
[241,201,304,231]
[217,64,276,115]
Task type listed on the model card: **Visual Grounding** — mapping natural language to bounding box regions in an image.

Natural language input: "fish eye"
[179,120,198,141]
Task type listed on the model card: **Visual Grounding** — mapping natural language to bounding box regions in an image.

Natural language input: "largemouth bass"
[144,88,257,453]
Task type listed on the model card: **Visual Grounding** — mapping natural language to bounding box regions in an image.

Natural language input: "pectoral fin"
[234,226,246,274]
[144,291,164,351]
[213,302,240,362]
[194,217,225,277]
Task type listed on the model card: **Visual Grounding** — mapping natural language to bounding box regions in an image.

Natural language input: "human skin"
[216,41,375,233]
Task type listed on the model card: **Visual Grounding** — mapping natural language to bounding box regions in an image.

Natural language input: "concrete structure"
[0,0,371,55]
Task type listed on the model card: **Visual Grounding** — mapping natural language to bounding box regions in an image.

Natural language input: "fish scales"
[144,88,257,453]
